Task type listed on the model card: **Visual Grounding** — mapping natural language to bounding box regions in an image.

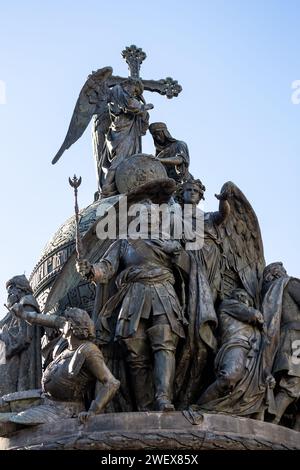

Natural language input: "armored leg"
[123,337,154,411]
[148,324,178,412]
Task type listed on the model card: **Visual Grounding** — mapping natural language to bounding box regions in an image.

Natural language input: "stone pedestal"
[0,412,299,450]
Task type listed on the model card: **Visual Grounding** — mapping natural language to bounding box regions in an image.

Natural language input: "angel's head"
[122,78,144,98]
[176,178,206,206]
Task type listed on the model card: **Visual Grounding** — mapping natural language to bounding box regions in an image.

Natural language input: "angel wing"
[220,181,265,306]
[52,66,113,165]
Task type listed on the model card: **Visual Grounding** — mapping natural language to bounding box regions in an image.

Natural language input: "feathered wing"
[221,181,265,306]
[52,66,113,164]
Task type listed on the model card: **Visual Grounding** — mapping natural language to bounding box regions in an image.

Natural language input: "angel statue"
[51,45,183,196]
[176,178,266,307]
[173,178,267,412]
[52,67,153,195]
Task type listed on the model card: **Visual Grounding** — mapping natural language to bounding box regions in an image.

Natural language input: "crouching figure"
[3,305,120,425]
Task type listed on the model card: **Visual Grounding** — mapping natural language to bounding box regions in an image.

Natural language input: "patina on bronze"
[0,45,299,449]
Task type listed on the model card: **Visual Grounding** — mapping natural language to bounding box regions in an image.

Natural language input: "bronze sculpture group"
[0,46,299,434]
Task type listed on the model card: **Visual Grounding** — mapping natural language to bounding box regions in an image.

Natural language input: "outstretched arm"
[76,240,124,284]
[156,152,184,166]
[10,303,65,330]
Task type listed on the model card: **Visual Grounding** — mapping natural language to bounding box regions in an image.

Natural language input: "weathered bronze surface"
[1,45,299,449]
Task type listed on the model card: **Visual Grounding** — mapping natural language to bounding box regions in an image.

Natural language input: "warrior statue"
[76,219,186,413]
[75,156,187,412]
[5,305,120,425]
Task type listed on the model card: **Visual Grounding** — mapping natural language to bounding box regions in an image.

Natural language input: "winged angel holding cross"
[51,45,182,195]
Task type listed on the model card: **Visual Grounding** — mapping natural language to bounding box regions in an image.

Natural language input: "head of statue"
[176,178,206,206]
[231,288,253,307]
[149,122,174,146]
[122,78,144,98]
[62,307,95,341]
[6,275,33,308]
[263,262,287,284]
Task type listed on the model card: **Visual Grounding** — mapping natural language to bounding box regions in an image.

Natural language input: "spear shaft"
[69,175,83,260]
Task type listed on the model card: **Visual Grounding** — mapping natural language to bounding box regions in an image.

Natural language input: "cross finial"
[122,45,146,79]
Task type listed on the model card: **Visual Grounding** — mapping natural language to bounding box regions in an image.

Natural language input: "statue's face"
[183,185,202,205]
[153,130,166,145]
[6,283,22,308]
[235,291,251,307]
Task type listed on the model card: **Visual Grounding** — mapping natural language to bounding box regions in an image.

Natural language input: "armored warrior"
[9,305,120,424]
[77,235,186,413]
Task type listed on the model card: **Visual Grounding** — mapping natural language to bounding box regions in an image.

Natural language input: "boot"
[148,324,178,412]
[271,391,295,425]
[123,337,154,411]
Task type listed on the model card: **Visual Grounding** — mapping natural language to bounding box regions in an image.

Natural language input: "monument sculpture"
[261,262,300,425]
[149,122,190,183]
[0,275,41,397]
[194,288,268,415]
[51,45,182,193]
[2,304,119,425]
[0,45,299,451]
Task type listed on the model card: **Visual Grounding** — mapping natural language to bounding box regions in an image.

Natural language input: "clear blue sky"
[0,0,299,313]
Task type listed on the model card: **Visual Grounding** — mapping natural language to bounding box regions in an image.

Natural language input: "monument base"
[0,412,299,450]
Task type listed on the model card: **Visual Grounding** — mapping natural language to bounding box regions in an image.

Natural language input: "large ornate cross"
[108,44,182,99]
